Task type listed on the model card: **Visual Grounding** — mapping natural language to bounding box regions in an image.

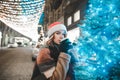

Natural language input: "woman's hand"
[59,38,73,53]
[60,38,79,63]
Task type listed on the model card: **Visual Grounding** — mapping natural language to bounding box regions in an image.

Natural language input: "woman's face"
[53,30,66,44]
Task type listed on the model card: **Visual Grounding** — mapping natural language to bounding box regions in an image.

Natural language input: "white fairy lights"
[0,0,45,41]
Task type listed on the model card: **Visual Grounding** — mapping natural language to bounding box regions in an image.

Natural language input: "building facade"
[43,0,88,35]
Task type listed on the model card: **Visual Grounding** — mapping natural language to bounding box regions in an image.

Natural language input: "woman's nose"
[60,34,64,39]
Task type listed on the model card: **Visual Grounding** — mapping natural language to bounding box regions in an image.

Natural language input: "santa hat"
[48,22,67,37]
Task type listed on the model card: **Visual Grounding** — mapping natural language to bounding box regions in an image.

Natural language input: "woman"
[31,22,78,80]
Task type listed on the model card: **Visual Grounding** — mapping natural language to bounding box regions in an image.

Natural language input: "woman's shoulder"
[40,47,50,54]
[37,46,52,64]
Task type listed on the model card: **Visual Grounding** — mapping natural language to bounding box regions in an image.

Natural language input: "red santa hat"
[48,22,67,37]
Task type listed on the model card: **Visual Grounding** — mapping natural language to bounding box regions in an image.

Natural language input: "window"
[67,16,72,26]
[74,10,80,22]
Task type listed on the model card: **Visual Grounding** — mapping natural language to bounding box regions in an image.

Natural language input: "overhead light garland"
[0,0,45,41]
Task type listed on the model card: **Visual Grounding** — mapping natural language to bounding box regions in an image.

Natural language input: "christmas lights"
[0,0,45,41]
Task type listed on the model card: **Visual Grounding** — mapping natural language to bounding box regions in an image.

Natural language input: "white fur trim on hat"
[48,24,67,37]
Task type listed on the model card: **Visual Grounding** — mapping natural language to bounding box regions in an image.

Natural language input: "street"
[0,47,35,80]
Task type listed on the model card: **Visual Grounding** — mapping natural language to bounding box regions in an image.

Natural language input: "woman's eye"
[56,32,61,35]
[55,31,65,36]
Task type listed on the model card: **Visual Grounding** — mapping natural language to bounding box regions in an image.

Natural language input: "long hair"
[46,34,60,62]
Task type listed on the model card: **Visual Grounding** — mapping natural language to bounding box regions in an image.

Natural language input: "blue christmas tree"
[75,0,120,79]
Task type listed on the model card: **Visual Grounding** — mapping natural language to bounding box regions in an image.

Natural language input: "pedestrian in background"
[31,22,78,80]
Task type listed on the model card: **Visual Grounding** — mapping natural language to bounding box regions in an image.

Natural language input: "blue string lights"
[75,0,120,79]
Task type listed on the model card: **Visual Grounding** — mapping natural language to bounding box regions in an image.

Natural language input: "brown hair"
[46,33,59,62]
[46,35,54,47]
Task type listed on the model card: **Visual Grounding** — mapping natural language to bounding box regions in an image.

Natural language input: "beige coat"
[36,48,71,80]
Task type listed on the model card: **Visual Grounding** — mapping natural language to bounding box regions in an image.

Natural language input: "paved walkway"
[0,47,35,80]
